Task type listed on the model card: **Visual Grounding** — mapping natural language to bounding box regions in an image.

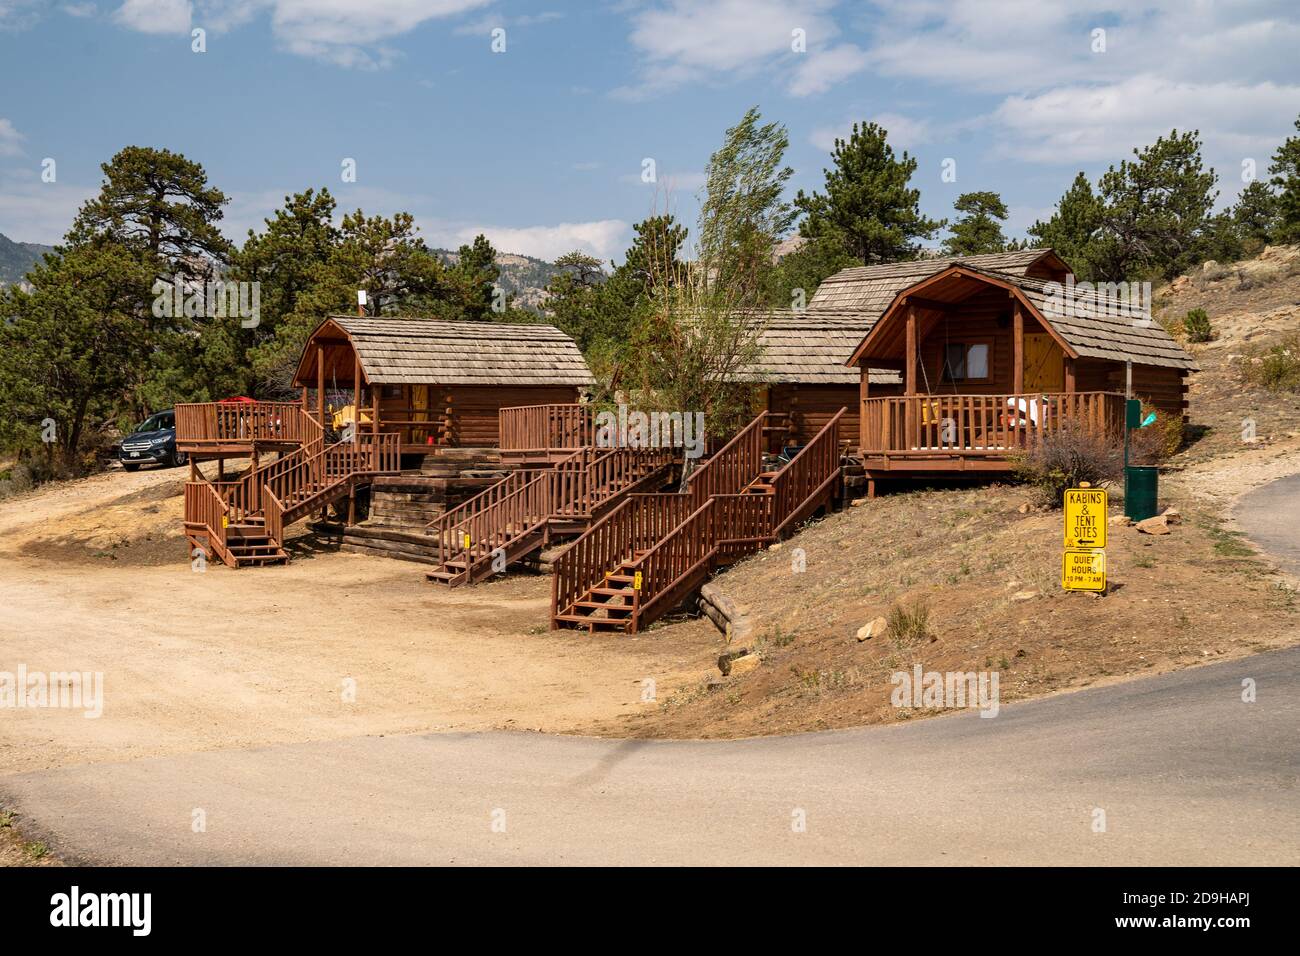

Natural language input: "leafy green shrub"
[1128,402,1184,463]
[1183,308,1212,343]
[1012,419,1122,508]
[1241,334,1300,392]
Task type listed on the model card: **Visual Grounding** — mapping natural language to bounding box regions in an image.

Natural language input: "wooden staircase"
[425,446,675,586]
[552,409,845,633]
[183,408,401,568]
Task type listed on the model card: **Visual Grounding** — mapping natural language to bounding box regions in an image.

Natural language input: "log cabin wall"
[378,384,581,449]
[1073,360,1189,421]
[912,289,1053,395]
[768,383,899,449]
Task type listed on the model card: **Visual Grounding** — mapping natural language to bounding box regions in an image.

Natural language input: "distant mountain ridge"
[0,232,565,308]
[432,248,564,311]
[0,232,54,285]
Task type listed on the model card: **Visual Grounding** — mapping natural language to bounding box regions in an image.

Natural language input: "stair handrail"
[682,411,769,506]
[184,478,229,560]
[768,408,845,535]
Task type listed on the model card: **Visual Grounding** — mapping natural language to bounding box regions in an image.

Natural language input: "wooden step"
[553,613,631,631]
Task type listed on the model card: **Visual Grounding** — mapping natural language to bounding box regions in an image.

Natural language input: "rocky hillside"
[434,248,567,311]
[0,232,53,286]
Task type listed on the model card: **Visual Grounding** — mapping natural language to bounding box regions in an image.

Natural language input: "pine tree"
[941,191,1009,256]
[1269,114,1300,243]
[795,121,943,265]
[1028,172,1105,278]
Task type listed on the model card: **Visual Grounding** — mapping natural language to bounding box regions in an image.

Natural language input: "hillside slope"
[586,245,1300,739]
[0,232,53,285]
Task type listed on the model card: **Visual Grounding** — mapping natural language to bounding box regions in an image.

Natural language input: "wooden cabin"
[832,250,1197,488]
[738,313,901,452]
[292,315,594,455]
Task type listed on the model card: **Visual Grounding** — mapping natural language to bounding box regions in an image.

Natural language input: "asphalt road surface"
[1235,472,1300,579]
[4,646,1297,865]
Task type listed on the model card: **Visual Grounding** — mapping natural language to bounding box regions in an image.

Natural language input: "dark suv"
[119,409,187,471]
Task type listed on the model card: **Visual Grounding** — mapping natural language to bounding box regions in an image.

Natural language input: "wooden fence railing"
[499,404,593,452]
[430,447,673,570]
[175,401,317,446]
[682,410,770,506]
[184,480,228,562]
[769,408,845,537]
[551,493,699,623]
[860,391,1125,455]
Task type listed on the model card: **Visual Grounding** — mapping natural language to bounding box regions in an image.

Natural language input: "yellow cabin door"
[1023,334,1064,392]
[411,385,429,444]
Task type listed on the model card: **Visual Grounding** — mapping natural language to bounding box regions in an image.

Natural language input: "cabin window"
[943,342,991,383]
[381,385,403,399]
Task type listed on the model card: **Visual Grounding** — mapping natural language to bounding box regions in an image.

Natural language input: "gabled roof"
[809,248,1069,314]
[741,312,900,385]
[846,264,1197,372]
[294,315,595,387]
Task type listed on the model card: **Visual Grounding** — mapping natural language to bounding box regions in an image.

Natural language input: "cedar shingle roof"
[1014,275,1198,371]
[325,315,595,386]
[809,248,1059,314]
[742,312,900,385]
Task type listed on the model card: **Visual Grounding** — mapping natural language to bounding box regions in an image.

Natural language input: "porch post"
[858,366,869,453]
[352,353,361,445]
[316,343,326,429]
[904,303,917,449]
[1064,357,1077,393]
[1012,300,1024,395]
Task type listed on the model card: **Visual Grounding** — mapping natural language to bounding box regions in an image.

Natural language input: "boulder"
[1135,514,1171,535]
[1109,514,1133,526]
[1011,590,1038,602]
[726,653,761,677]
[856,616,888,642]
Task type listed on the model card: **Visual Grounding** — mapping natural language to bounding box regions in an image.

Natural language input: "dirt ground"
[0,462,721,778]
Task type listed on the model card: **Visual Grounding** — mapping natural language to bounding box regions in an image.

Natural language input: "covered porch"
[849,265,1127,480]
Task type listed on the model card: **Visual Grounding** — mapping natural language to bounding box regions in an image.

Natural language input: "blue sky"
[2,0,1298,263]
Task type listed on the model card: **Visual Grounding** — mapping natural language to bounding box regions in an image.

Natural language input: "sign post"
[1062,484,1107,592]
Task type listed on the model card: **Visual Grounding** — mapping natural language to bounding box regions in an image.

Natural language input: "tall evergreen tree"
[447,234,502,320]
[1269,114,1300,243]
[1232,180,1280,251]
[795,121,943,265]
[942,191,1009,255]
[1090,130,1218,280]
[1028,172,1106,278]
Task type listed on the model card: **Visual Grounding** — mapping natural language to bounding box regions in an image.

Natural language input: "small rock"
[850,497,868,507]
[1109,514,1133,526]
[856,615,888,642]
[1017,502,1032,514]
[1136,514,1172,535]
[1161,507,1182,525]
[717,647,751,675]
[726,653,761,677]
[769,543,782,552]
[1011,590,1038,601]
[705,676,725,692]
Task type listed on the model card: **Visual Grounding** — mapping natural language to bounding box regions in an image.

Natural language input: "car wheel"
[171,449,188,467]
[123,463,140,472]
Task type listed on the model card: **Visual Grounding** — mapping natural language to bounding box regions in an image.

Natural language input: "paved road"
[4,647,1297,865]
[1236,473,1300,578]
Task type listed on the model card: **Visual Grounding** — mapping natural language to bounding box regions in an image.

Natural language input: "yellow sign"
[1062,549,1106,591]
[462,532,471,550]
[1064,487,1107,549]
[221,515,228,529]
[633,571,643,592]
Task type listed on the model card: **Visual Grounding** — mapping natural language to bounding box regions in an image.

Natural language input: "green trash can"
[1125,465,1159,521]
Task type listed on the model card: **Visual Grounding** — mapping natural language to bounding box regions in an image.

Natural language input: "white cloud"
[991,75,1300,166]
[114,0,192,34]
[107,0,492,66]
[0,118,24,156]
[433,219,630,263]
[788,43,867,97]
[810,112,932,152]
[616,0,856,98]
[62,2,98,17]
[0,169,96,244]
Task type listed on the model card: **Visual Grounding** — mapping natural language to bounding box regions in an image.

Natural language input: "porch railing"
[499,404,593,453]
[860,391,1125,455]
[174,401,316,445]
